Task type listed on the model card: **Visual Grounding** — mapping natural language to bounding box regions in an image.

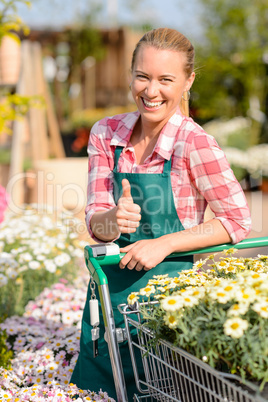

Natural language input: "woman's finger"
[119,251,132,269]
[126,260,137,270]
[117,219,140,228]
[116,205,141,219]
[135,262,144,271]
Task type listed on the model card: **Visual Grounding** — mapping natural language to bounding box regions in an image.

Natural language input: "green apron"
[71,147,193,400]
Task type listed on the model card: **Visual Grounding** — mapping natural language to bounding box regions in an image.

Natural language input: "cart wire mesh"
[120,305,267,402]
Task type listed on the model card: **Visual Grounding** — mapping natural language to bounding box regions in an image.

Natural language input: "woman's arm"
[187,132,251,244]
[119,218,231,271]
[120,131,250,271]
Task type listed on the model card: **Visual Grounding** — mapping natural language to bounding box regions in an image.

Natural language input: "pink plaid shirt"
[86,108,251,244]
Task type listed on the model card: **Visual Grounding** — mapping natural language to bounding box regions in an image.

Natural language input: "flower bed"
[0,276,115,401]
[0,204,116,400]
[0,204,86,317]
[127,249,268,391]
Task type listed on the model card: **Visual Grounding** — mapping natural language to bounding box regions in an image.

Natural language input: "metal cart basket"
[84,237,268,402]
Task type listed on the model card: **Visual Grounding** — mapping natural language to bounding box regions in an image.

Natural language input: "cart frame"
[84,237,268,402]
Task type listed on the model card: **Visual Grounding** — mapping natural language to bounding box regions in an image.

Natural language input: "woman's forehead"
[133,45,187,72]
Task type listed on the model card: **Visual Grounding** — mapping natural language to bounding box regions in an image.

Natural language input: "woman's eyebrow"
[159,74,176,79]
[135,70,176,79]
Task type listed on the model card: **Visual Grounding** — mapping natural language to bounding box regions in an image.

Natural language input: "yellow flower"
[225,265,237,273]
[257,254,268,262]
[224,248,238,256]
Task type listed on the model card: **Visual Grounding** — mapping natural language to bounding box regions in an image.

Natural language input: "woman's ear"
[185,72,195,92]
[128,69,133,90]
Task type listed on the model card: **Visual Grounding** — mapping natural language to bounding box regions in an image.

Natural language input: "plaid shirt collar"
[110,107,184,161]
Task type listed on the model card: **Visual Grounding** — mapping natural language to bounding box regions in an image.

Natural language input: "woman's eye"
[162,78,173,82]
[137,74,148,79]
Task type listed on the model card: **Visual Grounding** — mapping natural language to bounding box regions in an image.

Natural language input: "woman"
[71,28,251,399]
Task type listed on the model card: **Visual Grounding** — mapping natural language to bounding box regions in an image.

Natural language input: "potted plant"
[127,249,268,397]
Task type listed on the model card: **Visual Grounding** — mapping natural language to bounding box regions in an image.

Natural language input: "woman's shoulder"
[91,110,139,137]
[178,115,219,148]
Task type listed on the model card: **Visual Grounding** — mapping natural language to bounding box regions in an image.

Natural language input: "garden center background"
[1,0,268,246]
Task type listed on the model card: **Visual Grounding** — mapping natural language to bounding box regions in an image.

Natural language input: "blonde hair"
[131,28,195,116]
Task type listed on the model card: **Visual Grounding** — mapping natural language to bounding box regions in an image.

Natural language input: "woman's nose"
[145,80,159,97]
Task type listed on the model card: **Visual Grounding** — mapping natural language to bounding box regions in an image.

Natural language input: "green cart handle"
[84,236,268,402]
[84,236,268,286]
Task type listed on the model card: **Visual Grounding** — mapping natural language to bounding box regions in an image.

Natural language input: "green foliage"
[0,204,85,317]
[0,317,13,369]
[192,0,268,145]
[66,16,105,71]
[0,93,43,135]
[0,332,13,369]
[0,1,41,141]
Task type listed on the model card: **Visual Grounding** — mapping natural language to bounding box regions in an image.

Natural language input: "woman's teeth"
[143,98,164,108]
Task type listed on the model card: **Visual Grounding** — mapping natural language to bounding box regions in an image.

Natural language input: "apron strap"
[113,146,172,173]
[113,146,124,173]
[163,156,172,174]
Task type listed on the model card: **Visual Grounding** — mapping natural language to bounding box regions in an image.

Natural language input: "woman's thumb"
[122,179,132,198]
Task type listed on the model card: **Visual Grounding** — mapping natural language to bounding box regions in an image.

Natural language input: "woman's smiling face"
[131,45,195,127]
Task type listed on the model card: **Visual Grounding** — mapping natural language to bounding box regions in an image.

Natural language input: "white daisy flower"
[18,252,33,262]
[224,317,249,339]
[164,312,178,329]
[252,301,268,318]
[44,260,57,273]
[62,311,76,325]
[54,253,71,267]
[56,241,66,249]
[139,285,155,297]
[127,292,139,305]
[193,258,208,269]
[0,273,8,287]
[181,293,199,308]
[236,288,257,304]
[28,260,41,270]
[161,295,183,312]
[36,254,46,261]
[227,303,249,317]
[188,287,206,299]
[210,288,232,304]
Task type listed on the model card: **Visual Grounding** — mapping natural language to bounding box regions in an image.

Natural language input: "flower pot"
[0,35,21,85]
[260,178,268,193]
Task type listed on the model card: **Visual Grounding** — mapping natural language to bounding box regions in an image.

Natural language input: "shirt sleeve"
[85,120,117,242]
[188,133,251,244]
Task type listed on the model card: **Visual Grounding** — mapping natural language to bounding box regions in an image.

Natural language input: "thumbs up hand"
[115,179,141,234]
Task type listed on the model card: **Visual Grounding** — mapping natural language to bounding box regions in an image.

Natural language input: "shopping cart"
[84,237,268,402]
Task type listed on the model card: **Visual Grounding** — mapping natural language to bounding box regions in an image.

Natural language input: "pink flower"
[0,185,8,224]
[36,341,45,349]
[54,283,66,290]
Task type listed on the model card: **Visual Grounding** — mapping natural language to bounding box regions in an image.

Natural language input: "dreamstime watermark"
[6,170,88,235]
[4,170,266,236]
